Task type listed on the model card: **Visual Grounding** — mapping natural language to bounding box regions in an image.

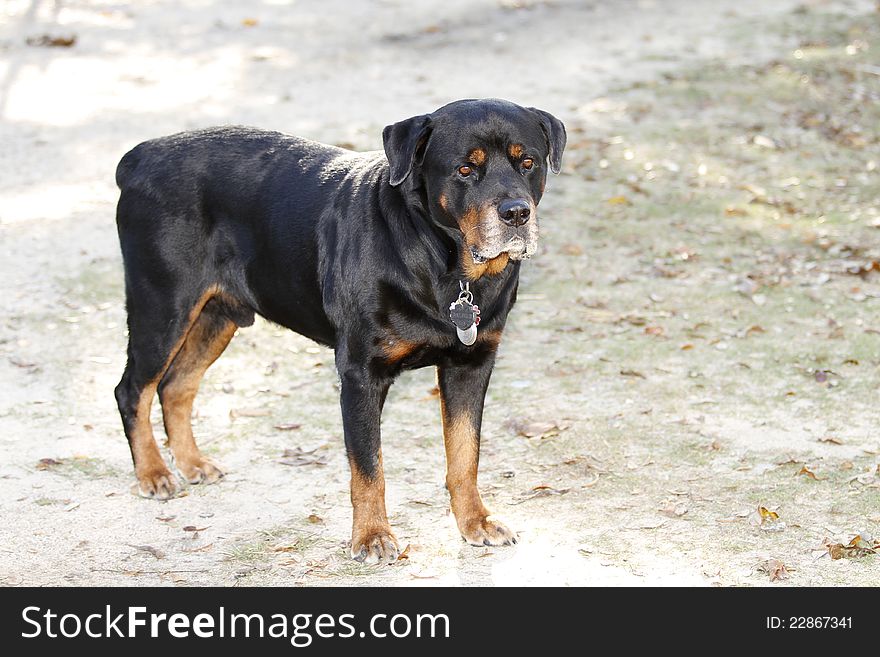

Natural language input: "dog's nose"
[498,199,531,226]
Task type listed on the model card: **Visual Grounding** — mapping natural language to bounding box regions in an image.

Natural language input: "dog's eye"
[458,165,473,177]
[521,158,535,171]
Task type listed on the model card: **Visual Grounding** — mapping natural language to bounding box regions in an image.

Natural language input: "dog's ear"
[528,108,566,174]
[383,114,433,186]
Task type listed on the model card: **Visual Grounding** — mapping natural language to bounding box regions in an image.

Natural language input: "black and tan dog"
[114,98,565,564]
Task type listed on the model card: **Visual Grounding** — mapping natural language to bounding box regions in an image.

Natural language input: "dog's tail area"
[115,144,143,190]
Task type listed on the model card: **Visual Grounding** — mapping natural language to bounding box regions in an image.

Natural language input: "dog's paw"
[460,516,517,547]
[350,529,400,565]
[135,468,180,500]
[176,457,225,485]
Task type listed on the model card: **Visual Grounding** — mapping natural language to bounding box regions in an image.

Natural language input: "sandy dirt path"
[1,0,878,586]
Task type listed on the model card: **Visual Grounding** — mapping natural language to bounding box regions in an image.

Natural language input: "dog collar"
[449,281,480,346]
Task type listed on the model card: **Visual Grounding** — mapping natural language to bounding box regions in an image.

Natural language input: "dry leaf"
[307,514,323,524]
[36,458,62,470]
[757,559,790,581]
[796,465,825,481]
[620,368,646,379]
[504,419,569,440]
[845,535,867,550]
[410,569,439,579]
[606,195,632,206]
[274,423,302,431]
[272,543,301,553]
[660,499,689,517]
[129,544,165,559]
[849,466,879,486]
[759,506,779,521]
[818,436,844,445]
[9,357,39,369]
[509,485,570,505]
[741,183,768,201]
[749,506,786,531]
[822,534,877,560]
[183,542,214,553]
[229,407,269,419]
[26,34,76,47]
[626,518,668,530]
[827,542,847,560]
[279,446,329,467]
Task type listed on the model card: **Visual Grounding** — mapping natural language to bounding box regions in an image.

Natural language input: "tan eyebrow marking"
[467,148,486,166]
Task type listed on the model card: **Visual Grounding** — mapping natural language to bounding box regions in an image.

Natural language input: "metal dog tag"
[450,282,480,346]
[456,323,477,346]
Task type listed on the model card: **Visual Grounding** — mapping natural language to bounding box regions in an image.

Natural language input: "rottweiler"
[114,98,565,563]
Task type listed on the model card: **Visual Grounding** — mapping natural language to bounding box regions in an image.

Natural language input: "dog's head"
[383,99,565,276]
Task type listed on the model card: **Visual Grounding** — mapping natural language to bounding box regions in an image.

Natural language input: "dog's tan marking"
[159,309,235,484]
[439,402,516,546]
[380,333,420,364]
[439,193,448,211]
[476,328,503,348]
[349,452,399,564]
[458,206,480,235]
[129,285,222,498]
[467,148,486,166]
[507,143,524,159]
[462,250,510,281]
[458,207,511,281]
[130,379,176,498]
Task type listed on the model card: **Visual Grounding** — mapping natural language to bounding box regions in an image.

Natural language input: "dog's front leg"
[438,358,517,547]
[337,360,399,564]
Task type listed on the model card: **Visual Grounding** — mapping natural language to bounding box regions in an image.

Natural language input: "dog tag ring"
[450,282,480,346]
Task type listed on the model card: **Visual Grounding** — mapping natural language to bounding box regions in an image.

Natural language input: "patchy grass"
[224,540,274,566]
[36,455,119,479]
[224,527,323,567]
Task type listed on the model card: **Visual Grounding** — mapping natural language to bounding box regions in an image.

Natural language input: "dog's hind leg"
[115,283,221,500]
[158,298,236,485]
